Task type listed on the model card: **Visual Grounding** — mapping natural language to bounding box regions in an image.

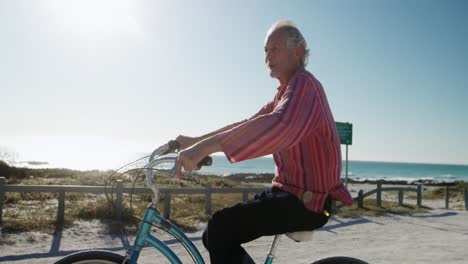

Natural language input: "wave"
[347,176,457,184]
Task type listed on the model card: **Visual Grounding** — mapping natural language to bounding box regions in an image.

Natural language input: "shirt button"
[302,191,312,203]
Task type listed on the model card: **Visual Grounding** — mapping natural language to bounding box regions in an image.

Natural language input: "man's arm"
[175,120,244,151]
[176,74,320,178]
[217,74,321,163]
[176,100,275,150]
[175,100,275,178]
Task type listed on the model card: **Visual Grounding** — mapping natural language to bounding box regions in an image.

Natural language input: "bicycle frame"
[128,206,205,264]
[125,144,279,264]
[126,204,279,264]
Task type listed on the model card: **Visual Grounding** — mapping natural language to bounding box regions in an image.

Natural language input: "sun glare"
[10,135,147,171]
[45,0,142,39]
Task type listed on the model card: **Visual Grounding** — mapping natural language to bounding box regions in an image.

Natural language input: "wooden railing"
[352,183,422,209]
[0,177,264,225]
[1,177,467,226]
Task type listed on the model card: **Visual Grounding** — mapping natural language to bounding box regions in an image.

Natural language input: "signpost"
[336,122,353,187]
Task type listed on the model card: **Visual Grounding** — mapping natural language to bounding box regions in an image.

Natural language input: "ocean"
[197,156,468,183]
[1,151,467,183]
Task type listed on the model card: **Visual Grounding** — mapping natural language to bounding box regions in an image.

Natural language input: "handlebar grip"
[159,140,180,156]
[166,140,212,168]
[197,156,213,168]
[168,140,180,152]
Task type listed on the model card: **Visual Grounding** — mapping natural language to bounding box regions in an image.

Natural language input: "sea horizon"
[2,153,467,184]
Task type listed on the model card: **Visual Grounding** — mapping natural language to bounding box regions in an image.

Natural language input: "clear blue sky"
[1,0,467,169]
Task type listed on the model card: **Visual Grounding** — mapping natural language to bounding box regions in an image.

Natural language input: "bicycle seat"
[285,231,314,242]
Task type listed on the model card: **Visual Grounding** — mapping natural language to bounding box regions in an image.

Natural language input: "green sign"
[336,122,353,145]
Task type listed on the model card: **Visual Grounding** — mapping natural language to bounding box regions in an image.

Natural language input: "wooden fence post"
[205,183,212,216]
[163,191,171,219]
[0,177,5,225]
[417,185,422,208]
[376,182,382,207]
[357,190,363,209]
[57,189,65,227]
[445,186,449,209]
[242,191,248,203]
[115,180,123,221]
[464,188,467,211]
[398,190,403,206]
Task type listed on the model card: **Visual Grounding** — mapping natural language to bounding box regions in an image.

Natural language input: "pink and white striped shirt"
[217,68,353,213]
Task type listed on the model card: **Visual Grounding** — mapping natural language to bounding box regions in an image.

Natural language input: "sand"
[1,183,467,263]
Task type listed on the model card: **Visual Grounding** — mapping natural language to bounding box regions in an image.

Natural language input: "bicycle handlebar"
[161,140,213,167]
[144,140,213,206]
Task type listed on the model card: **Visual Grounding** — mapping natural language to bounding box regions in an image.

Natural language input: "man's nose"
[265,51,273,63]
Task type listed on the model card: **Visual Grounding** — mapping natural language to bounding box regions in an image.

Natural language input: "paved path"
[1,210,467,263]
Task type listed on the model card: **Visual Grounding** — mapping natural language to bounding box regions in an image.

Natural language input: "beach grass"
[1,166,466,234]
[424,182,468,199]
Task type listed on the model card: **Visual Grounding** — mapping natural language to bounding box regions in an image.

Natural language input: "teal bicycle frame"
[127,204,276,264]
[129,206,279,264]
[124,143,278,264]
[128,206,204,264]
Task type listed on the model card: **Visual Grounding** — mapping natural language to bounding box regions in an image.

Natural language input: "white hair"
[266,20,310,67]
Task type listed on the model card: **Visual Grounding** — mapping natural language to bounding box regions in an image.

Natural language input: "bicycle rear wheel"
[54,250,126,264]
[311,256,368,264]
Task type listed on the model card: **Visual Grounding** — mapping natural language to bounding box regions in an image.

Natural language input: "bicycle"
[55,141,368,264]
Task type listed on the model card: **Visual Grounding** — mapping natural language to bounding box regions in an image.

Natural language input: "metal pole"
[346,144,349,187]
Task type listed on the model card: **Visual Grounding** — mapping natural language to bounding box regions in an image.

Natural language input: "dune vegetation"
[0,161,465,234]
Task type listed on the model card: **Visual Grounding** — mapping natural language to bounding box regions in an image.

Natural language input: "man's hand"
[175,136,222,179]
[175,135,200,151]
[175,147,204,179]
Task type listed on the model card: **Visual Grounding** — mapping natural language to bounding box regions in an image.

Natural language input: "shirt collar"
[276,67,306,91]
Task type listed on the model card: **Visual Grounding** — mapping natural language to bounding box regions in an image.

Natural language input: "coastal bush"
[0,160,11,177]
[4,193,21,204]
[2,166,463,234]
[71,198,113,220]
[2,202,57,233]
[424,182,467,200]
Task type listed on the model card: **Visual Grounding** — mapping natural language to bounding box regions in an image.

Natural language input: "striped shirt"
[217,68,353,212]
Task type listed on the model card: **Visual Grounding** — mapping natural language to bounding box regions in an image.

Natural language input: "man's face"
[264,30,298,79]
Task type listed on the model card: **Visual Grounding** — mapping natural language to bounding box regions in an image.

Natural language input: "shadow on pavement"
[320,217,382,234]
[0,230,202,263]
[405,211,458,218]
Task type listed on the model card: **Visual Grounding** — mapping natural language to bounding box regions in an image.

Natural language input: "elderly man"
[175,20,353,264]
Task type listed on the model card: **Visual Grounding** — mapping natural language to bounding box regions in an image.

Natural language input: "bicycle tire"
[311,256,369,264]
[54,250,127,264]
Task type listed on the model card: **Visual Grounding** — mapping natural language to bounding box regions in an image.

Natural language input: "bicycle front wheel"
[311,256,369,264]
[54,250,126,264]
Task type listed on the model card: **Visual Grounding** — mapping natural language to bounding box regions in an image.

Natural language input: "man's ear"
[295,45,305,63]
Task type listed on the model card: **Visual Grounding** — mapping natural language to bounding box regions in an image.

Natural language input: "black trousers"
[202,187,331,264]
